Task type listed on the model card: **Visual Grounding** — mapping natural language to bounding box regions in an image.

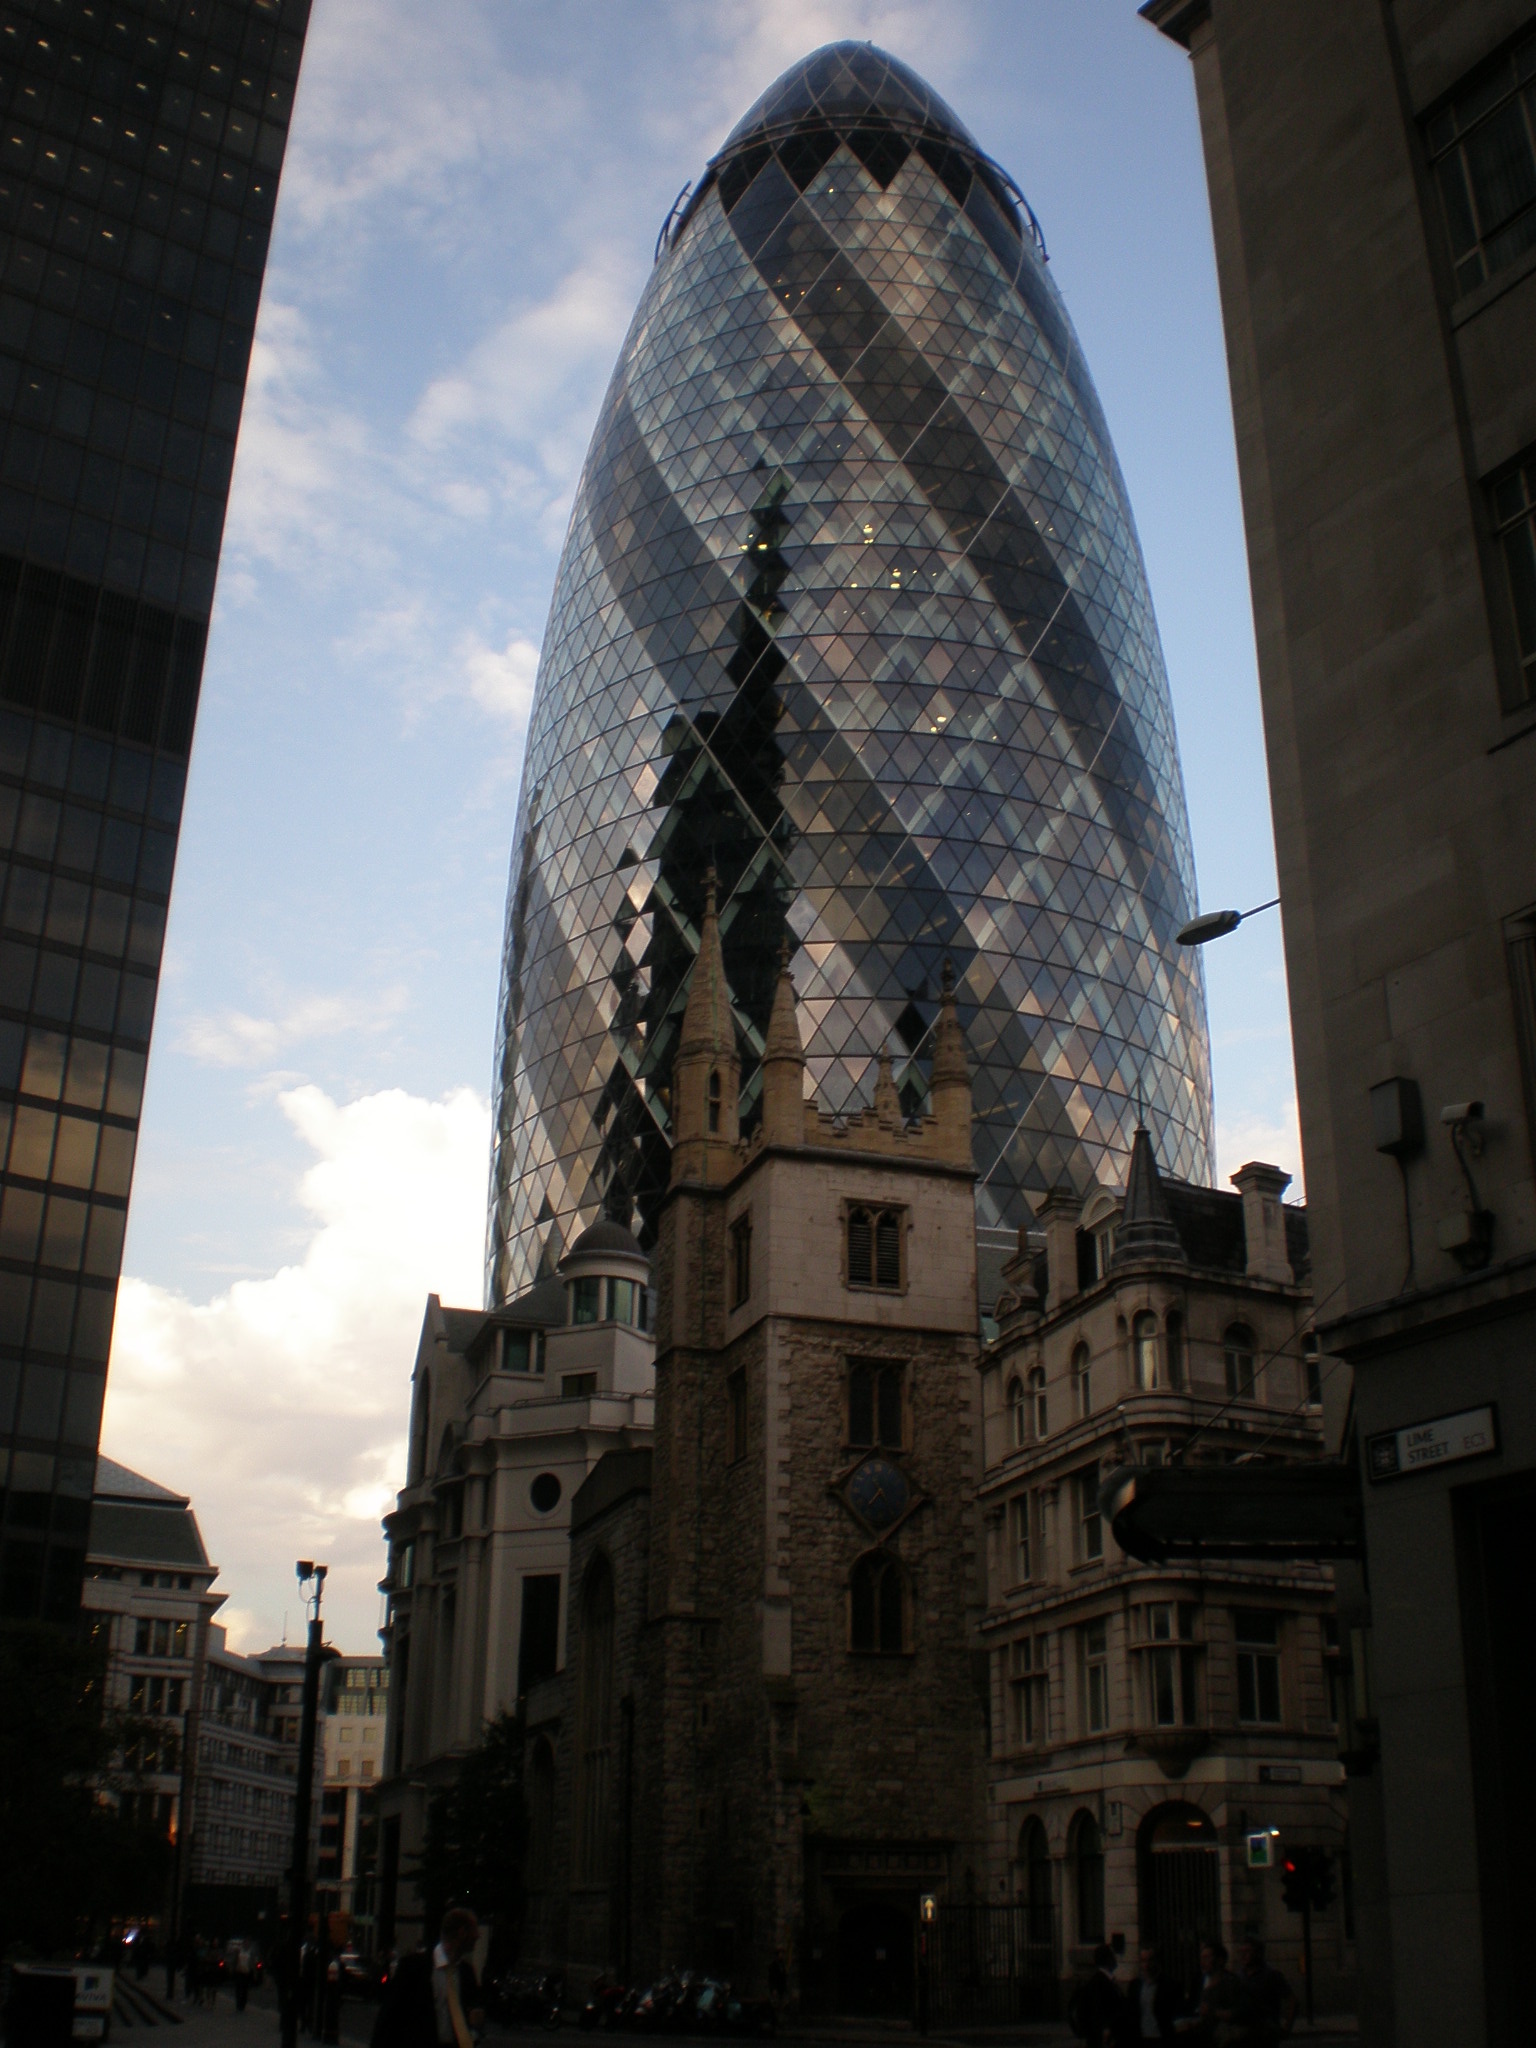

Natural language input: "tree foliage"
[1,1621,177,1955]
[411,1709,529,1959]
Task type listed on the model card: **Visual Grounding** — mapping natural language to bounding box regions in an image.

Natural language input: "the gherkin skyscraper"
[489,42,1213,1301]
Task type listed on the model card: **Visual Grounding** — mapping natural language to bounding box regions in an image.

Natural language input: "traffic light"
[1281,1845,1334,1913]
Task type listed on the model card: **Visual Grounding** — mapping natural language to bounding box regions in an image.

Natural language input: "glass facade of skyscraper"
[489,43,1213,1302]
[0,0,308,1618]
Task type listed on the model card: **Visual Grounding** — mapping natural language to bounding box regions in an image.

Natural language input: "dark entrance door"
[837,1900,913,2016]
[1138,1806,1220,2001]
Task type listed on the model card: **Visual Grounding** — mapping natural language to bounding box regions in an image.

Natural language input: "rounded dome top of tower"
[720,41,978,158]
[561,1218,647,1266]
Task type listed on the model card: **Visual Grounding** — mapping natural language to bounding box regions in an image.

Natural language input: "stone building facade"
[507,893,1349,2015]
[629,889,987,2009]
[1144,5,1536,2042]
[375,1242,654,1953]
[980,1133,1348,2005]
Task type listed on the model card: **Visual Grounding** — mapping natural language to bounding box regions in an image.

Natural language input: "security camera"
[296,1560,314,1581]
[1440,1101,1484,1125]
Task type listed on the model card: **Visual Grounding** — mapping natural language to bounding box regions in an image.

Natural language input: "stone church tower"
[636,876,988,2003]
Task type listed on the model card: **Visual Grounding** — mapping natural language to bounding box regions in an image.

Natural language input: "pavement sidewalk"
[132,1989,1359,2048]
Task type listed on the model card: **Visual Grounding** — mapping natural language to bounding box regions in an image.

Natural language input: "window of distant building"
[1075,1465,1103,1563]
[1027,1364,1047,1438]
[1302,1330,1323,1408]
[849,1551,905,1654]
[1072,1341,1092,1419]
[847,1204,903,1290]
[1007,1492,1033,1586]
[1505,904,1536,1162]
[1082,1617,1110,1733]
[848,1360,903,1449]
[1425,29,1536,297]
[1007,1634,1049,1750]
[1224,1323,1258,1400]
[1234,1609,1283,1725]
[1137,1601,1200,1728]
[1490,455,1536,706]
[730,1213,752,1307]
[1165,1311,1184,1390]
[1007,1376,1026,1449]
[570,1276,601,1324]
[1133,1311,1159,1390]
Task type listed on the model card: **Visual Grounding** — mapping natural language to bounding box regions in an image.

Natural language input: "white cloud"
[1215,1099,1305,1198]
[179,987,408,1069]
[101,1085,489,1653]
[410,254,635,461]
[463,631,541,728]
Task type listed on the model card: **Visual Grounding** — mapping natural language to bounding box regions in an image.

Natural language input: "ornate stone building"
[375,1242,654,1954]
[383,897,1352,2017]
[980,1133,1349,2007]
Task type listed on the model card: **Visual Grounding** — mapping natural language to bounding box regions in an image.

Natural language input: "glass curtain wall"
[0,0,310,1619]
[489,42,1214,1300]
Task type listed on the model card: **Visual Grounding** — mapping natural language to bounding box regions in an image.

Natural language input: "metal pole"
[282,1564,328,2048]
[1301,1894,1314,2027]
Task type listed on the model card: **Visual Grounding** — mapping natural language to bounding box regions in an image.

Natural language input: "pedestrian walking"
[1237,1940,1295,2044]
[1069,1943,1130,2048]
[1126,1945,1183,2040]
[1183,1941,1258,2044]
[370,1909,484,2048]
[235,1946,254,2013]
[322,1956,342,2045]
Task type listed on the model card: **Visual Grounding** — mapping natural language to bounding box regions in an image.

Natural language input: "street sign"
[1365,1403,1498,1482]
[1246,1829,1279,1869]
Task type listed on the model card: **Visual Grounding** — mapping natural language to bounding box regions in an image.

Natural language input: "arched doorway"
[1015,1816,1053,1954]
[1068,1809,1105,1949]
[1138,1804,1219,2000]
[837,1899,913,2016]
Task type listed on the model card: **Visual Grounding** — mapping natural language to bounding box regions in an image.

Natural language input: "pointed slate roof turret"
[760,937,806,1146]
[677,868,736,1063]
[930,958,973,1169]
[1111,1124,1188,1268]
[670,868,742,1184]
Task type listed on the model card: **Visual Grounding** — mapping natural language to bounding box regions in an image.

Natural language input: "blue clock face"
[848,1456,910,1532]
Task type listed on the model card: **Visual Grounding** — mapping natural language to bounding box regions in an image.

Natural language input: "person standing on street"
[1071,1943,1130,2048]
[1126,1945,1182,2040]
[370,1909,483,2048]
[234,1946,254,2013]
[1237,1940,1295,2044]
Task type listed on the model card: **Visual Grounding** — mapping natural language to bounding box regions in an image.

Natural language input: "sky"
[97,0,1299,1656]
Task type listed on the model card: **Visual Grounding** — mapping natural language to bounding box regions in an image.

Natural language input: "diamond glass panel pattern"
[489,43,1212,1301]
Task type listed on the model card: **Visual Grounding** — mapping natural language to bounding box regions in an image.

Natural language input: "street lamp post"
[281,1562,330,2048]
[1175,895,1280,947]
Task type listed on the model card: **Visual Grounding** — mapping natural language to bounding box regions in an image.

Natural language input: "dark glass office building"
[489,42,1214,1301]
[0,0,309,1619]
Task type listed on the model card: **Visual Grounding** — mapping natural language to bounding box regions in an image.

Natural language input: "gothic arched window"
[850,1552,905,1654]
[847,1205,903,1289]
[1028,1364,1048,1439]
